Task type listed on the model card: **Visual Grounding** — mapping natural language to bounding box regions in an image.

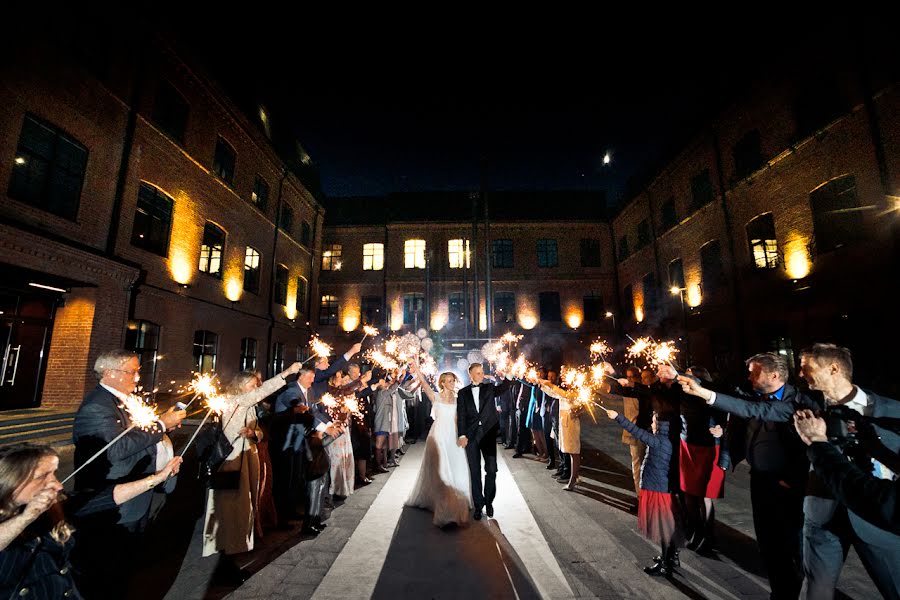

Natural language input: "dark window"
[131,182,173,256]
[244,247,261,294]
[494,292,516,324]
[580,239,601,267]
[271,342,285,374]
[125,320,160,390]
[733,130,764,180]
[251,175,268,211]
[403,293,425,327]
[8,114,88,220]
[362,295,382,326]
[492,239,513,268]
[274,264,289,306]
[642,272,658,312]
[746,213,778,269]
[279,204,294,235]
[701,240,726,294]
[810,175,862,253]
[668,258,685,289]
[296,277,307,315]
[212,137,236,185]
[319,295,339,326]
[151,81,188,144]
[539,292,561,322]
[659,198,677,233]
[449,292,465,322]
[240,338,257,371]
[301,221,311,247]
[691,169,714,212]
[636,219,650,249]
[617,236,629,262]
[193,330,218,373]
[583,296,604,322]
[537,239,558,268]
[198,223,225,277]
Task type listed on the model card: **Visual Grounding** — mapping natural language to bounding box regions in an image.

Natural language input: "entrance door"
[0,292,56,410]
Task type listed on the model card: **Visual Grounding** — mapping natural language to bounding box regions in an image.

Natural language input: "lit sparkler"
[589,338,612,358]
[626,336,653,360]
[651,340,680,367]
[301,336,333,364]
[361,325,379,342]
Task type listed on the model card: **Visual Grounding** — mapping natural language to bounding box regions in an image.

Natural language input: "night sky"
[157,12,889,204]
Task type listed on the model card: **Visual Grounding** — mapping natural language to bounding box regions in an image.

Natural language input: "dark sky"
[162,12,884,205]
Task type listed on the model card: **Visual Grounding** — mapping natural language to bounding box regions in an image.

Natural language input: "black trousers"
[498,408,510,444]
[467,425,499,509]
[750,472,804,600]
[506,406,518,447]
[543,418,557,464]
[516,408,531,454]
[272,447,304,521]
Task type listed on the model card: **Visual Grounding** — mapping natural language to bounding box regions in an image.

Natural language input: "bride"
[404,361,473,527]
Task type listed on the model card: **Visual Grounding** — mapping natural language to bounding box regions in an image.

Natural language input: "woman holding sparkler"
[323,372,369,498]
[539,380,585,491]
[202,362,303,583]
[405,361,473,527]
[0,443,181,600]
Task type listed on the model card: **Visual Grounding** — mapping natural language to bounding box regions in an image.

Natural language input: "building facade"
[0,34,323,409]
[611,62,899,388]
[317,192,617,370]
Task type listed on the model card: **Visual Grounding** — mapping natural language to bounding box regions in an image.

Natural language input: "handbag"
[210,409,251,490]
[197,405,240,487]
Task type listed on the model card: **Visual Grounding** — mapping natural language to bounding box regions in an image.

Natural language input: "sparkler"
[626,335,653,360]
[510,355,530,379]
[651,340,680,368]
[62,395,159,484]
[183,372,221,410]
[361,325,379,342]
[384,338,399,355]
[366,350,400,371]
[302,336,333,365]
[589,338,612,359]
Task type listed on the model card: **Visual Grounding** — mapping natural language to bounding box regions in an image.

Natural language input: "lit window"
[322,244,342,271]
[405,239,426,269]
[199,223,225,277]
[363,243,384,271]
[244,247,261,293]
[747,213,778,269]
[448,239,471,269]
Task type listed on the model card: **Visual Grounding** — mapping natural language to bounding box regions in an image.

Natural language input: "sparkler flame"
[363,325,379,337]
[310,336,333,359]
[205,394,231,416]
[589,339,612,356]
[120,395,158,430]
[500,332,522,345]
[189,373,219,399]
[627,336,652,358]
[651,341,680,366]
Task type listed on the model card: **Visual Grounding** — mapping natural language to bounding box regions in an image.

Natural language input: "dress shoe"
[300,525,322,536]
[653,552,680,567]
[643,558,674,577]
[486,504,494,518]
[474,508,482,520]
[512,453,523,458]
[546,462,556,470]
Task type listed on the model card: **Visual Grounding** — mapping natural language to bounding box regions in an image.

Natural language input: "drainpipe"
[265,168,288,377]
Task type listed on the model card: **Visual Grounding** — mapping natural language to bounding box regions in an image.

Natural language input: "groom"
[457,362,512,520]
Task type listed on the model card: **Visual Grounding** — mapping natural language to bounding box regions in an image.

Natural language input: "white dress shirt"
[472,385,481,412]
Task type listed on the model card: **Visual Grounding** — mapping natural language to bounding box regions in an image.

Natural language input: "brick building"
[610,59,899,387]
[317,192,617,371]
[0,34,323,409]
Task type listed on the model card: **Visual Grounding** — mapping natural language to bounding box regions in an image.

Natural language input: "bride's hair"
[437,372,458,392]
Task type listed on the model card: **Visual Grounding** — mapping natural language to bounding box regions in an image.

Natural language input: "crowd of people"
[0,340,897,599]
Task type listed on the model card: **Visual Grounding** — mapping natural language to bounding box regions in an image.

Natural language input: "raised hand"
[793,409,827,445]
[709,424,724,438]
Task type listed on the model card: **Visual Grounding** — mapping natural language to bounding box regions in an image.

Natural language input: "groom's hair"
[468,363,483,372]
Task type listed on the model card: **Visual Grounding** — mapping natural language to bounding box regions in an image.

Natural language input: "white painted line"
[310,444,421,599]
[494,451,576,599]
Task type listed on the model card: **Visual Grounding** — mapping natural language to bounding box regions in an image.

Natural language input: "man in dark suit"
[72,350,185,598]
[270,366,342,533]
[680,344,900,600]
[457,362,512,520]
[709,352,811,599]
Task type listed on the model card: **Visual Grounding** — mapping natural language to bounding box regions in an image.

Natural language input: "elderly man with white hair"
[71,349,186,599]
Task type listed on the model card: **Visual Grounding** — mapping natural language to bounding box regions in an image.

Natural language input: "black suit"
[72,384,167,599]
[457,378,511,509]
[712,387,900,599]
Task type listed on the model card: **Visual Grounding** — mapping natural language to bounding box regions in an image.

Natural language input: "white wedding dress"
[405,389,473,527]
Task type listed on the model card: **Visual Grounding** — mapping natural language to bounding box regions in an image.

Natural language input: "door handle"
[0,345,9,387]
[6,345,21,386]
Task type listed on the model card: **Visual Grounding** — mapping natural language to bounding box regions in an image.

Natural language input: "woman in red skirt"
[679,366,729,554]
[605,399,685,576]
